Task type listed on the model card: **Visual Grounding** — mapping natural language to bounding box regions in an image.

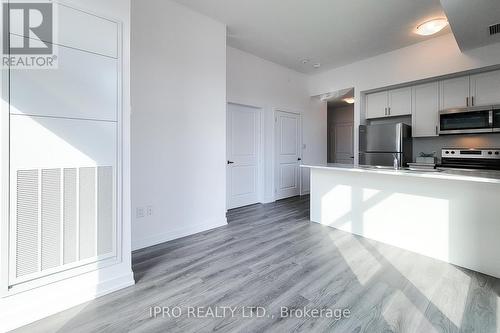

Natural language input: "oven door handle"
[490,110,494,127]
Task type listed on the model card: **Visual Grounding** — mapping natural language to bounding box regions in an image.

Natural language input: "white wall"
[0,0,133,331]
[131,0,227,250]
[227,47,327,200]
[307,33,500,164]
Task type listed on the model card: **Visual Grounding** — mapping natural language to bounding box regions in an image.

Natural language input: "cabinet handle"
[384,107,387,116]
[436,126,438,135]
[388,107,391,115]
[471,96,474,106]
[466,97,469,107]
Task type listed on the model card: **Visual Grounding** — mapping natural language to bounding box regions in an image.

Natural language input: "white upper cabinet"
[366,88,411,119]
[365,69,500,129]
[412,82,439,137]
[366,91,388,119]
[470,70,500,107]
[439,76,470,110]
[388,87,412,117]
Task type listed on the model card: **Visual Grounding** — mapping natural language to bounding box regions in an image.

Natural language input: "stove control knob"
[451,151,455,154]
[495,151,499,155]
[488,151,493,155]
[445,151,450,154]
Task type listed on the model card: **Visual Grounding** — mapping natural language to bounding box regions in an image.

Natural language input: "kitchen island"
[303,163,500,278]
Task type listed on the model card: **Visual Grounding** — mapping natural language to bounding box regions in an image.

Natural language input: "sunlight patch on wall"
[363,193,450,262]
[321,185,352,231]
[363,188,380,201]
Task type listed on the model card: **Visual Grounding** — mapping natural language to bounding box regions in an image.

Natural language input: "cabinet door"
[388,87,412,116]
[470,70,500,106]
[366,91,388,119]
[412,82,439,137]
[440,76,470,109]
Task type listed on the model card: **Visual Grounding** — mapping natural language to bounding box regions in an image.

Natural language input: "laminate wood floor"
[14,195,500,333]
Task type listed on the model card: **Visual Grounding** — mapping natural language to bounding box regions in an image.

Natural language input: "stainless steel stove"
[440,148,500,170]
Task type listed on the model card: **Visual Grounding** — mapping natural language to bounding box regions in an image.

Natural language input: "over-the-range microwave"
[439,105,500,135]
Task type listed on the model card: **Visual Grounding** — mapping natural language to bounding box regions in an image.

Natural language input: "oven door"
[439,108,493,135]
[493,106,500,132]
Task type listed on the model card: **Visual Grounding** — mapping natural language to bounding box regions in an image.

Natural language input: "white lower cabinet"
[412,82,439,137]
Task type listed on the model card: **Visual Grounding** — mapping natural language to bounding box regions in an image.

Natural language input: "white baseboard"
[0,269,135,332]
[261,196,275,204]
[132,218,228,251]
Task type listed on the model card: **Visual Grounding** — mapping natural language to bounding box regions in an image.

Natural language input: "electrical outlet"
[146,206,153,216]
[136,207,145,218]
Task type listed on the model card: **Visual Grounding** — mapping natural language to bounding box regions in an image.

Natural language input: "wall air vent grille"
[12,166,115,284]
[490,23,500,35]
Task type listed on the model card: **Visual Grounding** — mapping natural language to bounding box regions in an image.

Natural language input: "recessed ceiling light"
[313,63,321,69]
[415,18,449,36]
[343,97,355,104]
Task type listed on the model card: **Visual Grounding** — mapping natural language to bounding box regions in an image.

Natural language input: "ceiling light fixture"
[343,97,355,104]
[415,18,449,36]
[313,63,321,69]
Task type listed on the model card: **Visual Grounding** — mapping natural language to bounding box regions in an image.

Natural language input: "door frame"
[0,0,9,295]
[330,121,354,164]
[226,102,264,210]
[273,108,303,200]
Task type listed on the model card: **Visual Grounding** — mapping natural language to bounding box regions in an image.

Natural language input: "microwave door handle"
[490,110,493,127]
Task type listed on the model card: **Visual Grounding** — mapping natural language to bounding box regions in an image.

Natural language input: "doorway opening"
[324,88,355,164]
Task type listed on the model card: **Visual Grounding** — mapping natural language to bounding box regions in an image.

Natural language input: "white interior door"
[333,123,354,164]
[226,104,260,209]
[275,111,301,200]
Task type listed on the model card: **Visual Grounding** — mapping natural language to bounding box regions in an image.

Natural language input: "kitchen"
[3,0,500,331]
[305,67,500,279]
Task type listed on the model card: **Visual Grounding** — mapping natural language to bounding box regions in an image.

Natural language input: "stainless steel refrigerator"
[359,123,412,167]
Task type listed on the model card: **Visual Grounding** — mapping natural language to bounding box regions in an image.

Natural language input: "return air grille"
[41,169,61,271]
[16,170,39,277]
[13,166,115,282]
[490,23,500,35]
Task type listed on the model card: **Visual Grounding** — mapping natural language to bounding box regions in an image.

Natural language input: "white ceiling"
[172,0,450,73]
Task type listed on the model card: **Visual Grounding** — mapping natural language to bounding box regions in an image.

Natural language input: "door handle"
[297,158,302,161]
[227,160,234,165]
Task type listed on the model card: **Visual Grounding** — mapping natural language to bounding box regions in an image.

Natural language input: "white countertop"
[301,163,500,184]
